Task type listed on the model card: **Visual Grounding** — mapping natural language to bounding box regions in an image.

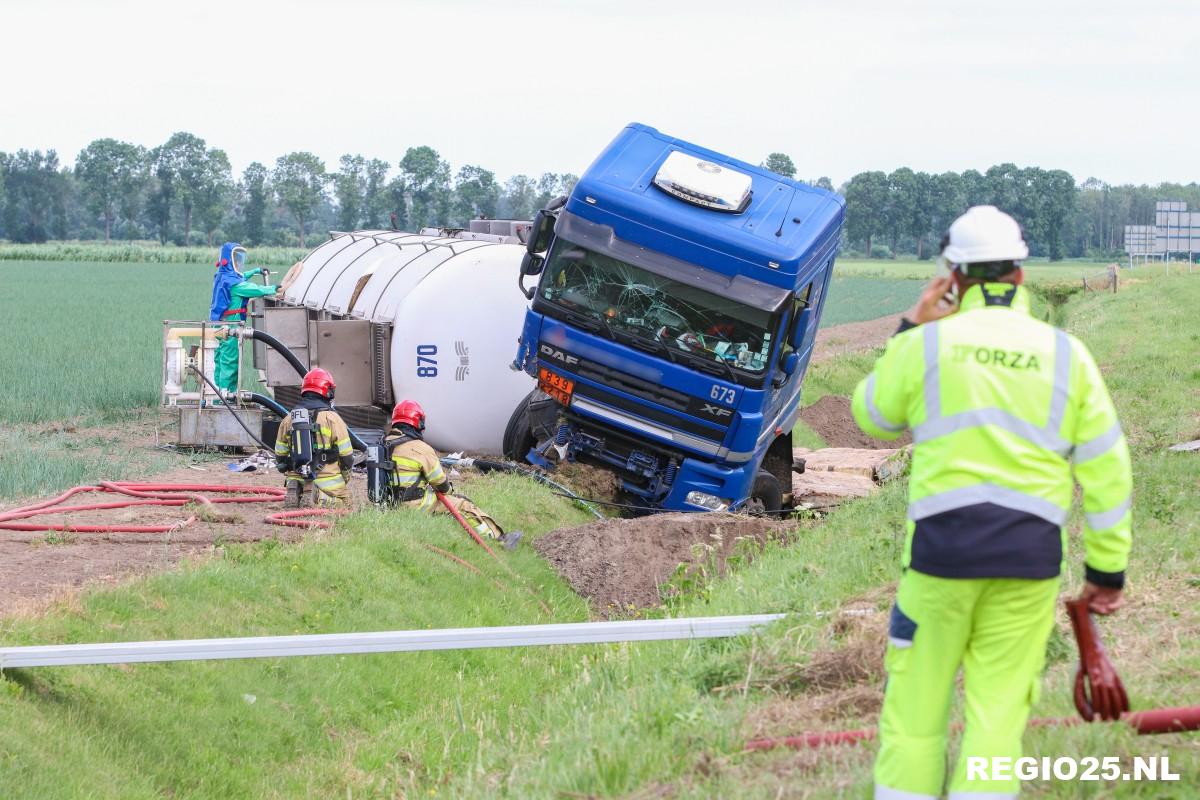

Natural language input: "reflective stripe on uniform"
[908,484,1069,527]
[922,323,941,419]
[914,408,1069,454]
[1086,495,1132,531]
[1073,420,1123,463]
[314,473,346,489]
[335,436,353,456]
[865,373,906,433]
[875,786,937,800]
[915,326,1072,456]
[1048,329,1071,432]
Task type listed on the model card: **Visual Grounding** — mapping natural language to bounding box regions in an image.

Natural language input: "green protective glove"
[243,268,263,279]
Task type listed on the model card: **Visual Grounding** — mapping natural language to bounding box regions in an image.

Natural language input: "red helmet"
[391,399,426,431]
[300,368,336,399]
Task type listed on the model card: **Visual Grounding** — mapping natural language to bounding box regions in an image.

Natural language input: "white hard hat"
[940,205,1029,267]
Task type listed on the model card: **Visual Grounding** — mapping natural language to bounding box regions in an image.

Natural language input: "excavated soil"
[799,395,912,449]
[535,513,789,615]
[545,461,623,503]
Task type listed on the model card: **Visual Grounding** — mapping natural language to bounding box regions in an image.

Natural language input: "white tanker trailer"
[252,222,536,454]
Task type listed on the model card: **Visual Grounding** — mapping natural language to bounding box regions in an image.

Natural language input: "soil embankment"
[535,513,790,615]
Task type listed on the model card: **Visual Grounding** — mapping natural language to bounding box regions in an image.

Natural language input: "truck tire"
[502,398,535,461]
[745,470,783,516]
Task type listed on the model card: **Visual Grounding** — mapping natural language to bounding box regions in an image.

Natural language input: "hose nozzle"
[1066,597,1130,722]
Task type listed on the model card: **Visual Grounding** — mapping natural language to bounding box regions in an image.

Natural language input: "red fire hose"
[0,482,285,533]
[745,599,1198,753]
[1066,597,1129,722]
[435,490,499,559]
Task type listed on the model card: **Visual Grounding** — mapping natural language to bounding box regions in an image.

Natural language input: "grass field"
[1,269,1196,797]
[0,260,251,499]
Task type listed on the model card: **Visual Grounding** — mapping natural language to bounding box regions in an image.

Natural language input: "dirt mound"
[535,513,786,615]
[799,395,912,449]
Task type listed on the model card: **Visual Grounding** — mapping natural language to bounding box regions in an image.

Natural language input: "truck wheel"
[745,470,783,516]
[502,398,535,461]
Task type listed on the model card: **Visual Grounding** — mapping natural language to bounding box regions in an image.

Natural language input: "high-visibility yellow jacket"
[852,282,1132,587]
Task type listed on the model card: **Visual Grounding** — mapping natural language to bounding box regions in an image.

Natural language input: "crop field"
[0,260,242,498]
[0,242,309,266]
[0,269,1196,797]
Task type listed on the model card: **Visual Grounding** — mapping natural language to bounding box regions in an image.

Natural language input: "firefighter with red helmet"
[273,368,355,507]
[383,399,520,549]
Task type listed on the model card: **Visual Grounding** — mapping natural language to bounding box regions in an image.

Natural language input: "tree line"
[0,135,1195,259]
[0,133,578,248]
[764,152,1199,260]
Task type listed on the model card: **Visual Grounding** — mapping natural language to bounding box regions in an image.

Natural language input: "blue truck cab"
[510,123,845,512]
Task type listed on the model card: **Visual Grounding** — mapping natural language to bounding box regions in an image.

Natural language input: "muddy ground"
[535,513,791,615]
[0,460,339,618]
[810,314,902,364]
[799,396,912,449]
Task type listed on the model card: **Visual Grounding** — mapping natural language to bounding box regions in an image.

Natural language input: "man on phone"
[852,206,1133,799]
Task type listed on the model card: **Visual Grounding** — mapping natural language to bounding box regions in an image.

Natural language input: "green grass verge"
[1,269,1196,799]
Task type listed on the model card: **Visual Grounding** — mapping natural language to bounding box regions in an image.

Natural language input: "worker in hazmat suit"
[382,399,521,549]
[852,206,1132,799]
[273,368,355,507]
[209,242,280,395]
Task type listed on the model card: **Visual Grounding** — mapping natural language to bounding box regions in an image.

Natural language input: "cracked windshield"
[540,242,775,374]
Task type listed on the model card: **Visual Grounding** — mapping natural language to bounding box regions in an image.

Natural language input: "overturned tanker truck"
[246,123,845,513]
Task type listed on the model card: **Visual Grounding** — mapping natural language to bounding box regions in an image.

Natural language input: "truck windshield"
[538,241,776,376]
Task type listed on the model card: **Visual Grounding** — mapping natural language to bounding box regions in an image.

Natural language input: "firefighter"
[852,206,1132,799]
[273,368,355,507]
[209,242,280,395]
[383,399,521,549]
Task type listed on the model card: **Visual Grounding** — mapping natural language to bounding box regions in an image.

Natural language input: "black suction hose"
[239,330,368,451]
[246,391,287,417]
[449,457,603,519]
[245,329,308,378]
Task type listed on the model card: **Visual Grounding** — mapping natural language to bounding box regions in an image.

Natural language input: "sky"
[2,0,1197,187]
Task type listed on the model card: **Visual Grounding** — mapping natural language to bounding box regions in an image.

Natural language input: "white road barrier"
[0,614,785,669]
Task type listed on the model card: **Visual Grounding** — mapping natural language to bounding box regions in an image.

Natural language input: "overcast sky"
[3,0,1196,187]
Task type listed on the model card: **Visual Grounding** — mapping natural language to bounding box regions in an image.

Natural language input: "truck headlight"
[685,491,730,512]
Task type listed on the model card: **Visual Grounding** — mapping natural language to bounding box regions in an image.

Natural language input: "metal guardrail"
[0,615,785,669]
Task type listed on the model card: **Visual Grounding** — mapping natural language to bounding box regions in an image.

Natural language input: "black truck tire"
[502,398,535,461]
[746,470,783,516]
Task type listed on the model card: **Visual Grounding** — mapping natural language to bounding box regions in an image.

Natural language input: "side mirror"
[518,253,544,300]
[521,252,545,276]
[528,210,555,254]
[779,351,801,380]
